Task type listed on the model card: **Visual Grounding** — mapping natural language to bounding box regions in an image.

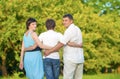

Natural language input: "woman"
[19,18,50,79]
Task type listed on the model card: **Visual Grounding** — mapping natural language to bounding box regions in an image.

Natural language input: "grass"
[83,73,120,79]
[0,73,120,79]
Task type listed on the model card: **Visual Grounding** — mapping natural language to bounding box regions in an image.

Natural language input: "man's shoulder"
[65,24,77,32]
[73,24,81,31]
[72,24,79,29]
[55,31,62,34]
[38,32,46,37]
[57,32,63,37]
[52,31,62,35]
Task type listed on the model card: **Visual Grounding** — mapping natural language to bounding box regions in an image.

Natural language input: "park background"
[0,0,120,79]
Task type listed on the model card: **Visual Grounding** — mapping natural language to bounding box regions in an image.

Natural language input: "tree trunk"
[104,67,108,73]
[117,65,120,73]
[1,57,7,76]
[1,48,8,76]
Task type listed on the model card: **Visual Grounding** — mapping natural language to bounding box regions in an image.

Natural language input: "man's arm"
[67,42,82,48]
[44,42,64,56]
[24,44,38,51]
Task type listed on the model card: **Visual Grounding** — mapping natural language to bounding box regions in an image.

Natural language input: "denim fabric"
[43,58,60,79]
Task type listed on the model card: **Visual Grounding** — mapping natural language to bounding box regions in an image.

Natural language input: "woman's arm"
[19,41,24,70]
[32,32,52,50]
[67,42,82,48]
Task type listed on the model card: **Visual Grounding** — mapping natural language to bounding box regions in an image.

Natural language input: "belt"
[26,46,42,52]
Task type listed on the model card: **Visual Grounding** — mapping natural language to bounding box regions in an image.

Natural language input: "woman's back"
[23,31,35,48]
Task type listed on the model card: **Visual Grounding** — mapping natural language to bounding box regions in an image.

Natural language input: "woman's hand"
[19,61,24,70]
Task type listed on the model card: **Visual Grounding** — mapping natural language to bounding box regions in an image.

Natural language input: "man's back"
[39,30,63,59]
[60,24,84,63]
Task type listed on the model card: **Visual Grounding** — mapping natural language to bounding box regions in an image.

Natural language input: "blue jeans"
[43,58,60,79]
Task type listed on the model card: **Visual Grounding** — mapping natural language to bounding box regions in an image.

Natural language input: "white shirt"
[60,24,84,63]
[38,30,63,59]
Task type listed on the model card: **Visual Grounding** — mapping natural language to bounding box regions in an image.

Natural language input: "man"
[38,19,62,79]
[45,14,84,79]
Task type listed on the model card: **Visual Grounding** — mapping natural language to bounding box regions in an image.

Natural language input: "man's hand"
[44,50,51,56]
[44,42,64,56]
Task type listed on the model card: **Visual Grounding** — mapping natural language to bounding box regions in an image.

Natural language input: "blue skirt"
[24,51,44,79]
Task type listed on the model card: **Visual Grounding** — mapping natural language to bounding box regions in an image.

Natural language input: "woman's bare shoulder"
[31,31,38,37]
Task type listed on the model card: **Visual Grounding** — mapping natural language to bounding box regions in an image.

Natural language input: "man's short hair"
[63,14,73,20]
[45,19,56,30]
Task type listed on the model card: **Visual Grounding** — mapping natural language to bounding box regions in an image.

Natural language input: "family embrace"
[19,14,84,79]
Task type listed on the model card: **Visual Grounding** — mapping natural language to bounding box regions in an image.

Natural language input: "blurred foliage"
[0,0,120,76]
[81,0,120,16]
